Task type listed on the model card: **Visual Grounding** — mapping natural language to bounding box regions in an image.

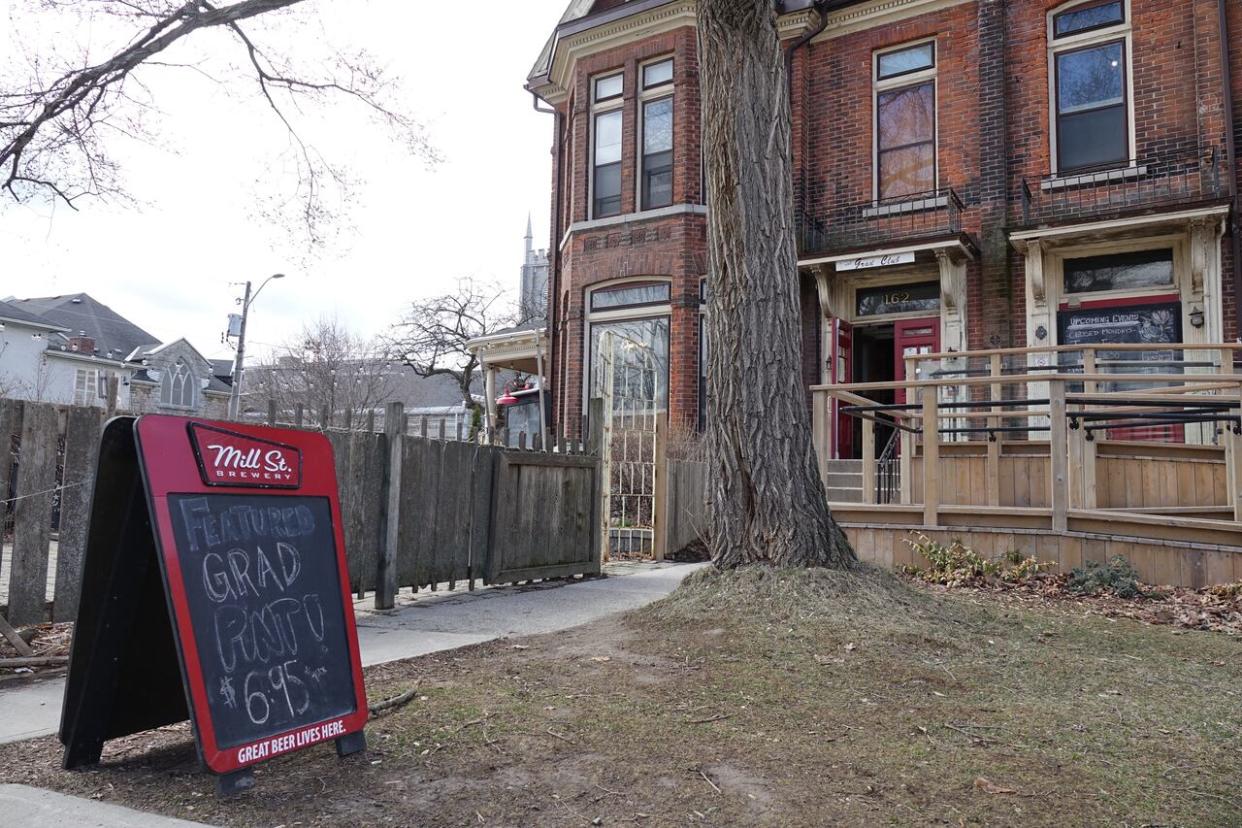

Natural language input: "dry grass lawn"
[0,566,1239,826]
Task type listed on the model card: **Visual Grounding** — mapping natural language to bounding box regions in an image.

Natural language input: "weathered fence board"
[3,400,601,623]
[487,451,600,584]
[53,407,103,622]
[9,403,60,624]
[664,459,707,556]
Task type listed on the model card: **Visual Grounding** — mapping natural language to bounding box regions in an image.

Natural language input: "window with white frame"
[874,40,937,200]
[640,58,674,210]
[73,368,99,406]
[591,72,624,218]
[160,358,196,409]
[1049,0,1130,173]
[586,281,671,414]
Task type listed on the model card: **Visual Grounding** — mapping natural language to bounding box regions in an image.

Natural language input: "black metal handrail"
[876,427,900,505]
[799,187,964,257]
[1019,146,1226,227]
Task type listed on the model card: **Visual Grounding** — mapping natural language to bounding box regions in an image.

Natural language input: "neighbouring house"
[527,0,1242,452]
[0,293,231,417]
[467,222,552,445]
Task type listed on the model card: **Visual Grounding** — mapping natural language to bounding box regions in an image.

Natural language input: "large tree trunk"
[698,0,855,570]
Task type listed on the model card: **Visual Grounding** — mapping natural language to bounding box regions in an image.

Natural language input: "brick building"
[527,0,1242,454]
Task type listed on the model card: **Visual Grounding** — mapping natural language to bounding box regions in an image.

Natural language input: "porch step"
[825,472,863,488]
[825,486,863,503]
[823,459,865,474]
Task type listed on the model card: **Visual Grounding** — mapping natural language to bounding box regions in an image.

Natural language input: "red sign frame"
[134,416,367,775]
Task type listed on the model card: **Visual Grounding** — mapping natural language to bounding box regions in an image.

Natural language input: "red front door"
[894,317,940,406]
[830,318,853,459]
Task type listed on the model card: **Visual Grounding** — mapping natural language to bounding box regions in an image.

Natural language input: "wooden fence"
[1,400,600,625]
[663,459,707,556]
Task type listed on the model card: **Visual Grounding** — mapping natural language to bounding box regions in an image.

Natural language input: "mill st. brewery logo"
[188,423,303,489]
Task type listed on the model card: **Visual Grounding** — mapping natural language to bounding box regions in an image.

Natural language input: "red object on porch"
[893,317,940,406]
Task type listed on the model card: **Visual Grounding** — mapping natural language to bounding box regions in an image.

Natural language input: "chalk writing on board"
[169,494,356,748]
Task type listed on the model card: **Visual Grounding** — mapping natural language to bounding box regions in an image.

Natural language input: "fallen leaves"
[910,572,1242,637]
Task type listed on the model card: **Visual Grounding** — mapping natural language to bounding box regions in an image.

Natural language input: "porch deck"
[812,342,1242,587]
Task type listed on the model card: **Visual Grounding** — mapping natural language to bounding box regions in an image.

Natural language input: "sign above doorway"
[835,251,916,272]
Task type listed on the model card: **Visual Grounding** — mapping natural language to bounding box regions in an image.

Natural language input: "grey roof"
[211,359,235,380]
[387,368,482,409]
[0,299,66,331]
[11,293,159,360]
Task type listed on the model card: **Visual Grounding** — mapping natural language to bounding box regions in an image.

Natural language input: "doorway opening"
[830,315,940,461]
[852,324,895,459]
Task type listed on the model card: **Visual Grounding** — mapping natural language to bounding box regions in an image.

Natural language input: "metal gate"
[595,330,660,560]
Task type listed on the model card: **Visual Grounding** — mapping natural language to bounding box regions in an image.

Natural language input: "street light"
[227,273,286,420]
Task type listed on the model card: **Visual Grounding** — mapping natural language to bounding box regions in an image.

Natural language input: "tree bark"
[698,0,855,569]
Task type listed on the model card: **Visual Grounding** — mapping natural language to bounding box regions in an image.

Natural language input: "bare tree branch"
[245,315,399,421]
[2,0,437,246]
[388,278,520,413]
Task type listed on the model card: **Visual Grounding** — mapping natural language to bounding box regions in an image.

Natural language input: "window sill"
[1042,165,1148,191]
[862,195,948,219]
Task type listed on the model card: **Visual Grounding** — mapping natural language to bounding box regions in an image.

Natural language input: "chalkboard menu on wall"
[60,416,368,795]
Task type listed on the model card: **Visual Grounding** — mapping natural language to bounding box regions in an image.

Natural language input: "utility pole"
[227,273,285,420]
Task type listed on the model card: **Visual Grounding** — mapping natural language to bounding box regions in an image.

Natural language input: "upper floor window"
[640,58,674,211]
[161,358,195,409]
[591,72,624,218]
[74,368,102,406]
[874,41,936,200]
[1050,1,1130,174]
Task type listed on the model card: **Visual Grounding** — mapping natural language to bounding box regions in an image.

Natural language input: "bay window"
[640,58,673,210]
[591,72,624,218]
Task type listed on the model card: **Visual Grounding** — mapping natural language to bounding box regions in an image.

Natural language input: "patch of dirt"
[0,620,72,679]
[0,566,1239,827]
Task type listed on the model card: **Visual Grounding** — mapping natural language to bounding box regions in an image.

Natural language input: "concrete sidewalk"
[0,784,213,827]
[0,561,700,747]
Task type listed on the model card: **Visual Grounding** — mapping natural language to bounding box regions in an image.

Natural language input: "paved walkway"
[0,561,700,747]
[0,784,214,827]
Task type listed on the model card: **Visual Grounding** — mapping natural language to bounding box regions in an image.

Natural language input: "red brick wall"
[549,26,706,440]
[542,0,1242,436]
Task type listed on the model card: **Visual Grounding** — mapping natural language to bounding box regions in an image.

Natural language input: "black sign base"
[216,768,256,797]
[61,418,189,769]
[335,731,367,758]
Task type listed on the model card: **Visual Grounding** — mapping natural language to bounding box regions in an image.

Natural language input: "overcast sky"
[1,0,566,362]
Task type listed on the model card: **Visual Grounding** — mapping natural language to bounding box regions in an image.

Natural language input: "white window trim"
[581,277,673,425]
[1046,0,1135,178]
[872,37,939,203]
[589,70,625,221]
[637,55,675,212]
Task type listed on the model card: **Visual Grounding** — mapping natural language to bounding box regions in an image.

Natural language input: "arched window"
[585,279,671,417]
[160,359,195,409]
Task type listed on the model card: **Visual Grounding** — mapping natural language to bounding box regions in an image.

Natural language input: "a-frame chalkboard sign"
[60,415,369,794]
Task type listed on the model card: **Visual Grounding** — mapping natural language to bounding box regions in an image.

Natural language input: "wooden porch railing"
[811,343,1242,531]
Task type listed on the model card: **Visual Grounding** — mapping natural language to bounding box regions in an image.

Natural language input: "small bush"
[902,533,1050,586]
[1068,556,1143,598]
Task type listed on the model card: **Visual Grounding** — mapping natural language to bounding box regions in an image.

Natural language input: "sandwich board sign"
[60,415,368,794]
